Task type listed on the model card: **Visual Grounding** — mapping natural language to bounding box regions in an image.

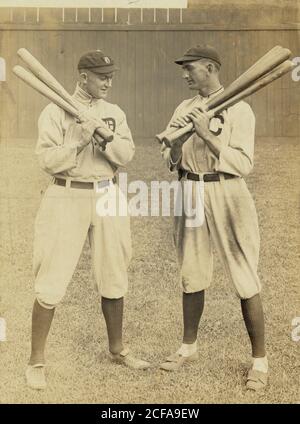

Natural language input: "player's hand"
[92,132,110,151]
[79,118,102,145]
[76,110,107,149]
[187,108,211,140]
[170,115,191,128]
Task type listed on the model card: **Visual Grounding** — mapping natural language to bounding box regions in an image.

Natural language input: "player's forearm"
[170,138,186,163]
[201,132,222,159]
[36,143,79,174]
[100,134,135,167]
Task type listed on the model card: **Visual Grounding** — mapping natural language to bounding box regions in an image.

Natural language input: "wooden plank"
[62,31,75,94]
[266,81,276,137]
[127,9,142,26]
[0,30,9,139]
[39,8,62,24]
[91,8,102,24]
[169,9,181,25]
[126,32,136,136]
[77,8,90,23]
[143,32,153,138]
[24,8,38,24]
[165,31,177,132]
[0,7,11,24]
[10,8,25,24]
[7,30,18,140]
[118,32,130,119]
[155,9,168,25]
[135,31,144,137]
[142,9,155,25]
[1,23,300,31]
[116,9,130,25]
[64,8,76,23]
[103,8,116,24]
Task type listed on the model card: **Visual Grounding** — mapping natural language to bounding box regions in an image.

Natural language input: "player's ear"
[79,71,88,85]
[207,63,214,74]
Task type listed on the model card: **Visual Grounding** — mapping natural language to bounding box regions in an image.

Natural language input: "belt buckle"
[96,179,110,191]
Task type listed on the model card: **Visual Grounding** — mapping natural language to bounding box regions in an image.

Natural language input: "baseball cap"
[78,50,119,74]
[174,44,221,66]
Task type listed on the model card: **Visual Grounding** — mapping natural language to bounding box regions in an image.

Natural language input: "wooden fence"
[0,5,299,141]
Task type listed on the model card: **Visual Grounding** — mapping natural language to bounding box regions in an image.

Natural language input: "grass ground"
[0,136,299,404]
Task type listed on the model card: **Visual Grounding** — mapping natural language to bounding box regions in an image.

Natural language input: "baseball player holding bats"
[26,50,150,390]
[160,45,268,391]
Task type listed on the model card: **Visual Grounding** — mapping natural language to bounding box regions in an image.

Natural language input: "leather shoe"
[110,347,151,370]
[25,364,47,390]
[160,351,199,371]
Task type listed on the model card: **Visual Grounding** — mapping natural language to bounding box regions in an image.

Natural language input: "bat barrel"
[13,65,79,117]
[162,59,295,146]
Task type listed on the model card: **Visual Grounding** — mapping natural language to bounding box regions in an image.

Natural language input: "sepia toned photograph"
[0,0,299,406]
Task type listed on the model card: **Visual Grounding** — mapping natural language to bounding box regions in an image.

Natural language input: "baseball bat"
[13,65,114,145]
[13,65,79,117]
[162,60,295,146]
[17,48,114,143]
[156,45,291,143]
[208,46,291,110]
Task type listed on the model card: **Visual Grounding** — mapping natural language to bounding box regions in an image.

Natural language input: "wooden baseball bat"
[17,48,114,143]
[13,65,79,117]
[156,45,291,143]
[162,60,295,146]
[13,65,114,145]
[208,46,291,110]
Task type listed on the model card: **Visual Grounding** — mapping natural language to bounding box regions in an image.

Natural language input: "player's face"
[84,71,114,99]
[182,60,209,90]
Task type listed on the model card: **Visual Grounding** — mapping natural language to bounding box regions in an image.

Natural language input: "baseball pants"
[174,175,261,299]
[33,180,132,308]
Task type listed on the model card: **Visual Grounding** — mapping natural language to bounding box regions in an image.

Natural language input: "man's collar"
[72,83,102,105]
[198,86,224,102]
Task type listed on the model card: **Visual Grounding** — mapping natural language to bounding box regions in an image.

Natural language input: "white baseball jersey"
[162,90,255,178]
[36,84,135,181]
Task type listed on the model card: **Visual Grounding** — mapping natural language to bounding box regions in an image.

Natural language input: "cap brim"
[89,65,119,74]
[174,56,202,65]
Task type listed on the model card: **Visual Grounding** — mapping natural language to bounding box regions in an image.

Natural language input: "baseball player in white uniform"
[160,45,268,390]
[26,50,150,390]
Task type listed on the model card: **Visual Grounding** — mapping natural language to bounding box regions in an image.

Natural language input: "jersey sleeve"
[100,106,135,167]
[215,102,256,177]
[35,104,79,175]
[160,102,188,172]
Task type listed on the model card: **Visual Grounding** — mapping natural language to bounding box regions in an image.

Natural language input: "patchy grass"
[0,137,299,404]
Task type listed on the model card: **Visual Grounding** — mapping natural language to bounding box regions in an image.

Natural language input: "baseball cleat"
[159,351,199,371]
[246,369,268,391]
[109,347,151,370]
[25,364,47,390]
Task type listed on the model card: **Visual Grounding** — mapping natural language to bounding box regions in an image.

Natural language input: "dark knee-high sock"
[183,290,205,344]
[29,299,55,365]
[241,293,266,358]
[101,296,124,354]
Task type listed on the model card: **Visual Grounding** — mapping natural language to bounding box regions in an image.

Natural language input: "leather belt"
[54,176,117,190]
[178,169,237,182]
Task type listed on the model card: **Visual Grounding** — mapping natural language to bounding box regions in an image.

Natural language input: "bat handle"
[162,123,194,147]
[94,126,114,143]
[76,107,114,143]
[155,127,178,143]
[162,109,215,146]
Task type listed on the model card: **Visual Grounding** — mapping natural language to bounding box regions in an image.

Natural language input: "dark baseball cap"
[78,50,119,74]
[175,44,221,66]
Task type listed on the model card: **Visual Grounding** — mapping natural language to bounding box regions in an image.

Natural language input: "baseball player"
[160,45,268,391]
[26,50,150,390]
